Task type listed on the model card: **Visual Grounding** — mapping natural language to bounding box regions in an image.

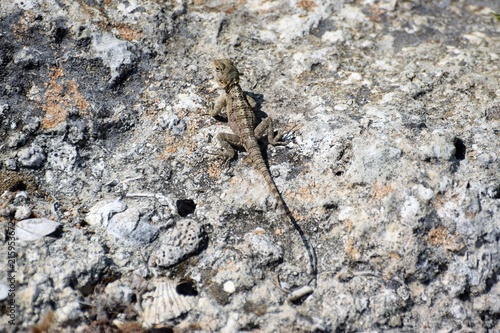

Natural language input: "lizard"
[208,58,317,294]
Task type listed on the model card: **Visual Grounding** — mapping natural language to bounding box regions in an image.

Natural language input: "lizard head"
[212,59,240,90]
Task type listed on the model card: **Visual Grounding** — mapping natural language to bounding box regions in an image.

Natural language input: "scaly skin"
[209,59,316,292]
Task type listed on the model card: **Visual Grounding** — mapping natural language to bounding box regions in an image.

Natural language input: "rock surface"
[0,0,499,332]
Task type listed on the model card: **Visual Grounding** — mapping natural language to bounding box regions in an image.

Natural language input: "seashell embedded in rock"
[15,218,60,241]
[141,278,196,328]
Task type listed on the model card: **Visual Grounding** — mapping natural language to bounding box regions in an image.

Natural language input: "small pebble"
[223,281,236,294]
[14,206,32,220]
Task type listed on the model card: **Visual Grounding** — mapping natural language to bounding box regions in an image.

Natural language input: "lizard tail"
[248,148,289,218]
[249,148,318,281]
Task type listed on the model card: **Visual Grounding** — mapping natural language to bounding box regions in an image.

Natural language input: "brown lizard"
[209,59,316,294]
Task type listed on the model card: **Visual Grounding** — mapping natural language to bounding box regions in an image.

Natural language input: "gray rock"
[54,288,83,324]
[17,145,46,168]
[0,103,9,115]
[91,33,136,86]
[151,219,205,268]
[13,46,43,69]
[85,199,127,227]
[107,207,159,244]
[104,281,134,305]
[7,132,26,148]
[5,158,17,171]
[241,228,283,267]
[418,130,457,161]
[22,117,41,134]
[85,199,158,244]
[107,207,141,239]
[47,141,78,172]
[346,138,402,185]
[14,205,32,220]
[66,120,87,145]
[158,107,187,135]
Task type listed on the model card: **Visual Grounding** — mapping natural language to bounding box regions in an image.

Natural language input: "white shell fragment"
[287,285,314,303]
[15,218,60,241]
[141,278,196,328]
[0,284,9,301]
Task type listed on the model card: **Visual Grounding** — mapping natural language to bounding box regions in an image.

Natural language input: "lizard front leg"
[210,93,227,117]
[254,117,286,146]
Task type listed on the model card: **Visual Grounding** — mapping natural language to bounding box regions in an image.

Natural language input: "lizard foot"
[205,150,235,168]
[220,156,234,169]
[269,122,300,146]
[268,130,286,146]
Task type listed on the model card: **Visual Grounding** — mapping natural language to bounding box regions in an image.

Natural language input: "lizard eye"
[215,67,221,72]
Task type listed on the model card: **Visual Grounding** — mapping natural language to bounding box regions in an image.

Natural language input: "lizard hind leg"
[215,132,242,165]
[254,117,286,146]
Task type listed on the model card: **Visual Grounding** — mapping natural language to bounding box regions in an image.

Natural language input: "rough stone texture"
[150,218,205,268]
[0,0,499,332]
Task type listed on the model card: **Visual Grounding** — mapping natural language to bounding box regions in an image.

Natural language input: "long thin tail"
[249,148,317,283]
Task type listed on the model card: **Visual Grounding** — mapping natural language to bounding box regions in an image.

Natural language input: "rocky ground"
[1,0,499,332]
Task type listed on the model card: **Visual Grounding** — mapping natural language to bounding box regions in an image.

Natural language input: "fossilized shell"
[141,278,196,328]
